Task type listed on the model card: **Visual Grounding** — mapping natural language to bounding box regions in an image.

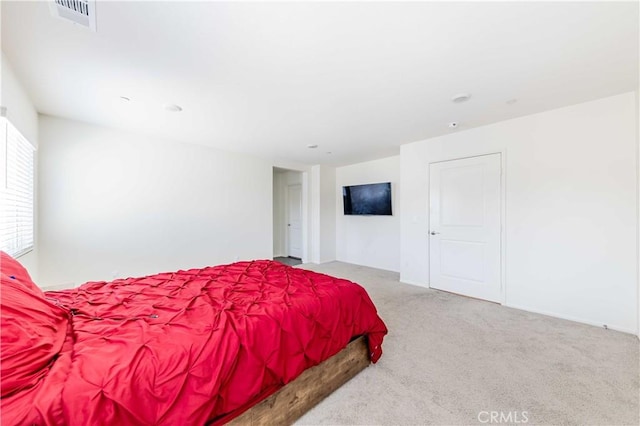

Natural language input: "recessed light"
[448,122,459,129]
[451,93,471,103]
[120,96,131,101]
[506,98,518,105]
[307,144,318,149]
[164,103,183,112]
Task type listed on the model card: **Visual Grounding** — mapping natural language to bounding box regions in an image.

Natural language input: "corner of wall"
[335,156,400,272]
[308,165,337,264]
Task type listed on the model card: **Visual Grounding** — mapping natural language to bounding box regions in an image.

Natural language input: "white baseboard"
[504,303,638,336]
[396,279,638,336]
[400,279,429,289]
[41,282,76,292]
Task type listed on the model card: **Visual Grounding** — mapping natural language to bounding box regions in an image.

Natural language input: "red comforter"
[1,257,387,425]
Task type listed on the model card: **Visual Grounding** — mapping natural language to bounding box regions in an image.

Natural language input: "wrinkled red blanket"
[1,257,387,425]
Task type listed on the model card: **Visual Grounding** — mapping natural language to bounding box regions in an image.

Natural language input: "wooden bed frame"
[227,336,370,425]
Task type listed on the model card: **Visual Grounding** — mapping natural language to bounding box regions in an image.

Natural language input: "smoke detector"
[49,0,97,31]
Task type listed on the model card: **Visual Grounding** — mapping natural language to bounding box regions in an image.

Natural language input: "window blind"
[0,118,35,257]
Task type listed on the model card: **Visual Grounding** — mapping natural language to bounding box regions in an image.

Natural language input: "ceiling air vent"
[49,0,97,31]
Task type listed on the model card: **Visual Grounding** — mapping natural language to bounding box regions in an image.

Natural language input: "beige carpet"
[295,262,639,425]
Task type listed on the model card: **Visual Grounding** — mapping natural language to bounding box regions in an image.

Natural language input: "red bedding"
[1,255,387,425]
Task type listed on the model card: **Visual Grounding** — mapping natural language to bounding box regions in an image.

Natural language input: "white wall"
[1,53,37,145]
[336,156,400,272]
[319,165,336,263]
[310,165,336,263]
[1,52,39,279]
[401,92,638,333]
[637,89,640,338]
[38,115,273,287]
[272,169,302,257]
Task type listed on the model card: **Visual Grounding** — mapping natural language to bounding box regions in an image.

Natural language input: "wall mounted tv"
[343,182,392,216]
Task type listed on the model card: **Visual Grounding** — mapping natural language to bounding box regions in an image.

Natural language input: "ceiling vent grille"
[49,0,96,31]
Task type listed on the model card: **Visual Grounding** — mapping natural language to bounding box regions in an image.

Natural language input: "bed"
[0,252,387,425]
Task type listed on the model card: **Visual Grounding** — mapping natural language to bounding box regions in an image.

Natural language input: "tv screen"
[343,182,392,215]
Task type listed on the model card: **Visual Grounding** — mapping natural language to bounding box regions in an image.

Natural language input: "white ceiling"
[2,1,638,166]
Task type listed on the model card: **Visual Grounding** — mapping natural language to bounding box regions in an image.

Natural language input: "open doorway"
[273,167,304,266]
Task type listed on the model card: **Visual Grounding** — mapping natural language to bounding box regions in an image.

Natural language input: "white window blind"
[0,118,35,257]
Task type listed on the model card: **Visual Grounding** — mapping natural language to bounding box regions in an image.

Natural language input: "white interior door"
[429,154,502,302]
[287,184,302,259]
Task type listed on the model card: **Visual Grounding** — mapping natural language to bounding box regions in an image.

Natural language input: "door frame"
[285,183,303,259]
[427,150,507,305]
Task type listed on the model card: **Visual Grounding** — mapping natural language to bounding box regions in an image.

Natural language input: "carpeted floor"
[274,256,303,267]
[295,262,640,425]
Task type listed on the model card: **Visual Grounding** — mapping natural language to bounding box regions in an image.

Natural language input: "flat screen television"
[343,182,392,215]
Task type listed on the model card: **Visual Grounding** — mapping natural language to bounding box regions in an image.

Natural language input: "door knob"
[430,231,440,235]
